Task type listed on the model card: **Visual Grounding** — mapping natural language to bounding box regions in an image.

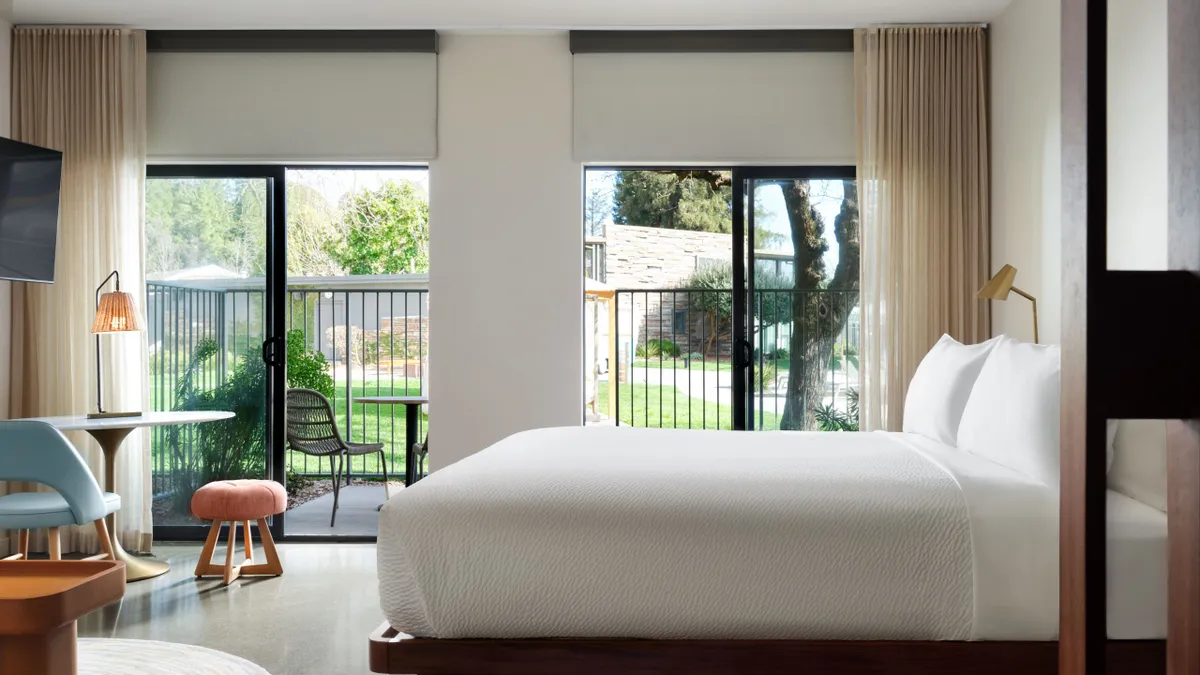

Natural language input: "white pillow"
[1108,420,1167,512]
[956,337,1061,485]
[902,334,1001,446]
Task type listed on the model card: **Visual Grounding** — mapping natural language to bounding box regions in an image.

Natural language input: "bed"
[370,426,1167,674]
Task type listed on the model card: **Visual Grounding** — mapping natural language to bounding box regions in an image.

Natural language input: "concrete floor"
[287,484,393,537]
[78,542,382,675]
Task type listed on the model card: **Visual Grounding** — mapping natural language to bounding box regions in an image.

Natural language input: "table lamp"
[977,264,1039,343]
[90,270,143,419]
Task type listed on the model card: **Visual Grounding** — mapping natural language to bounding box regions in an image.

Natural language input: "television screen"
[0,137,62,284]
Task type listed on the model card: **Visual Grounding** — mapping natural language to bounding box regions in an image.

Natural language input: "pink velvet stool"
[190,479,287,584]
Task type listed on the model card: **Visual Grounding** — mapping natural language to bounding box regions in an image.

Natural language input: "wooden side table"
[0,560,125,675]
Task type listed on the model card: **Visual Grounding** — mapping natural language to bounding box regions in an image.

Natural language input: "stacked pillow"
[902,334,1001,447]
[954,337,1062,485]
[904,334,1123,488]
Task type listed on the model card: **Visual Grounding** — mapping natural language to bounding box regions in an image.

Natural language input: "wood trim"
[568,30,854,54]
[367,627,1164,675]
[146,30,439,54]
[1168,0,1200,672]
[1060,0,1109,674]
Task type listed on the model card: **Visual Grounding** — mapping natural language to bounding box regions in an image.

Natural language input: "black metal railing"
[148,281,428,504]
[285,288,428,481]
[605,288,859,431]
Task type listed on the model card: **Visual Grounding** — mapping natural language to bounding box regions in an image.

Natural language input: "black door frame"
[147,164,289,542]
[731,166,857,430]
[148,164,429,543]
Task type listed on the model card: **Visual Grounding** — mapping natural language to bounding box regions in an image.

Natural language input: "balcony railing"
[601,288,860,431]
[147,281,428,505]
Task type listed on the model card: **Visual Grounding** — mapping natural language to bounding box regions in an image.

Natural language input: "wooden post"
[607,295,618,422]
[1060,1,1109,673]
[1168,1,1200,673]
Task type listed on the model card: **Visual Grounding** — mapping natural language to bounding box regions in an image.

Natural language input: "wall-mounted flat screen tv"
[0,137,62,283]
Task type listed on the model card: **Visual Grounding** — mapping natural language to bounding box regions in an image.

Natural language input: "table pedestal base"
[0,621,76,675]
[87,427,170,582]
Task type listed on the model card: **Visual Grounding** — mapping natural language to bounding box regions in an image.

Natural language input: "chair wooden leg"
[223,520,239,584]
[2,531,25,561]
[194,521,221,577]
[93,519,115,561]
[242,520,253,563]
[330,454,342,528]
[48,527,61,561]
[380,450,391,500]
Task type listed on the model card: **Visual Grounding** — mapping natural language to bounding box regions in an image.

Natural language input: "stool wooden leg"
[93,519,115,561]
[195,521,221,578]
[48,527,61,561]
[223,520,239,584]
[239,518,283,577]
[242,520,253,564]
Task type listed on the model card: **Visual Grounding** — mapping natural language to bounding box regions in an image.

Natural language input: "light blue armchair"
[0,420,118,560]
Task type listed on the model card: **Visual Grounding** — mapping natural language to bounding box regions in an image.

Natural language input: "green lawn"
[596,381,782,430]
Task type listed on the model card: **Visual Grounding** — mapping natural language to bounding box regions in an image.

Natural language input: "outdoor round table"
[352,396,428,490]
[20,411,235,582]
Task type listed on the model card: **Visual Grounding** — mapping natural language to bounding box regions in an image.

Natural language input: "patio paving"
[286,484,396,537]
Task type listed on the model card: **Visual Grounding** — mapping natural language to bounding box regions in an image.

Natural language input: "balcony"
[147,277,428,530]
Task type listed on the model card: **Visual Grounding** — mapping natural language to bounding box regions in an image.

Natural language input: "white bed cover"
[377,427,1166,641]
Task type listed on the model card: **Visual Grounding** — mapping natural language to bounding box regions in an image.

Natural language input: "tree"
[324,180,430,275]
[611,170,784,247]
[286,183,344,276]
[584,183,611,238]
[145,178,267,277]
[775,180,859,430]
[613,170,732,232]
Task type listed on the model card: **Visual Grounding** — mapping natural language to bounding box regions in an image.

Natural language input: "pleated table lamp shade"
[92,291,142,334]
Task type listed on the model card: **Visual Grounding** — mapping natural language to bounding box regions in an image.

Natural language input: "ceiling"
[12,0,1014,30]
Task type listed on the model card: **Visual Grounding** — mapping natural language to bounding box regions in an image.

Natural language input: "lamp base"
[87,410,143,420]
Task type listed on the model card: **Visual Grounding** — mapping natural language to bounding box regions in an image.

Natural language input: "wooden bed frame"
[369,1,1200,673]
[369,627,1164,675]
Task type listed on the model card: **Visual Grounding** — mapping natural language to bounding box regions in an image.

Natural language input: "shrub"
[636,339,681,358]
[755,362,778,389]
[812,387,860,432]
[286,329,335,398]
[163,334,335,513]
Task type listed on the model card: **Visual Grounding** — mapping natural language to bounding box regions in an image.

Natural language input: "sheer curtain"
[5,28,150,554]
[856,26,991,431]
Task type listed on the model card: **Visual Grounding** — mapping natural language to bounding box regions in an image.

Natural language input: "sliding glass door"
[146,166,287,540]
[582,166,856,433]
[734,167,860,431]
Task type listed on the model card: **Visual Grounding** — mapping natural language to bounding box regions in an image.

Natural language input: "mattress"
[377,427,1166,641]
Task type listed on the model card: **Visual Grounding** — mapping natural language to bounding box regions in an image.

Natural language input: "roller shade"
[147,52,437,162]
[573,52,855,164]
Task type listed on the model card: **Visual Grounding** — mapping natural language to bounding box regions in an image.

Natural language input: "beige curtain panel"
[4,28,150,555]
[856,26,991,431]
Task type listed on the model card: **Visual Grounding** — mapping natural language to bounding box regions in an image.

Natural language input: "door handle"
[261,336,284,367]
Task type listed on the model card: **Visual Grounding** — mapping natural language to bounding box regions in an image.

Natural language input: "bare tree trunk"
[778,180,860,430]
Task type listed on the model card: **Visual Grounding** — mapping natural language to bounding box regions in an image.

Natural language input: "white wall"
[991,0,1169,345]
[990,0,1062,344]
[0,4,13,420]
[1107,0,1168,271]
[429,33,582,469]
